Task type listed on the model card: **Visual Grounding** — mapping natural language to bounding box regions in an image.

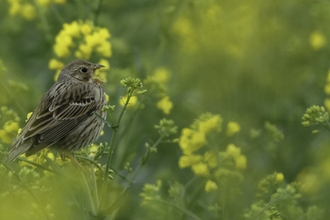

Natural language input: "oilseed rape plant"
[1,0,330,219]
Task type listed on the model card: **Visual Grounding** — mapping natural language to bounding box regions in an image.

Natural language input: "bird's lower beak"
[93,64,105,70]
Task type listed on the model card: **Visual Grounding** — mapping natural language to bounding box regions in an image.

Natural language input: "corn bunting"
[3,59,107,164]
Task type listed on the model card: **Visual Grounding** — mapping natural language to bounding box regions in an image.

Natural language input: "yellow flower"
[310,31,326,50]
[179,129,207,155]
[9,2,20,16]
[97,41,112,57]
[26,112,33,122]
[203,151,217,168]
[276,172,284,183]
[226,143,241,158]
[49,59,64,70]
[153,67,171,84]
[0,129,13,143]
[99,28,111,39]
[226,121,241,136]
[3,121,19,133]
[98,59,110,71]
[63,21,80,37]
[89,144,99,157]
[157,96,173,114]
[54,43,70,58]
[178,154,202,168]
[198,115,222,134]
[85,33,100,48]
[105,94,110,102]
[120,95,138,107]
[81,24,92,35]
[205,180,218,192]
[21,4,36,20]
[79,44,93,59]
[192,162,209,176]
[191,131,207,148]
[235,155,247,170]
[297,168,321,194]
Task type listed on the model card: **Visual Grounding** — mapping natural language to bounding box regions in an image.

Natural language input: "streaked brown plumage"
[3,59,107,164]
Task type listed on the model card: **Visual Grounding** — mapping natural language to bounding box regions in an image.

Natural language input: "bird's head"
[58,59,104,82]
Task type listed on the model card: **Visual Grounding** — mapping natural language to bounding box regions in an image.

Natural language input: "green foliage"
[1,0,330,219]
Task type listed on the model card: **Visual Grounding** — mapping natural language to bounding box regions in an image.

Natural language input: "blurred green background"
[1,0,330,219]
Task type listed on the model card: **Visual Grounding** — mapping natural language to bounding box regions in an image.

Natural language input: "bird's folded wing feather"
[22,82,97,145]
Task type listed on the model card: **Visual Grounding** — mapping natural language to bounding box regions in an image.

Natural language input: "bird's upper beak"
[93,64,105,70]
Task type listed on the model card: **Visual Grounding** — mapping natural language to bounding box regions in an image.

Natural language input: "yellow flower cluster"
[226,121,241,136]
[50,21,111,82]
[0,121,19,143]
[0,106,20,144]
[178,114,222,177]
[226,144,247,170]
[8,0,36,20]
[19,148,70,171]
[178,113,246,192]
[144,67,173,114]
[156,96,173,115]
[53,21,112,59]
[8,0,66,20]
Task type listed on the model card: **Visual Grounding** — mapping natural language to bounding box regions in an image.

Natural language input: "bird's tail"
[2,140,31,165]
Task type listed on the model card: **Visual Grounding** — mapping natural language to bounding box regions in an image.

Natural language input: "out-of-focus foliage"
[1,0,330,219]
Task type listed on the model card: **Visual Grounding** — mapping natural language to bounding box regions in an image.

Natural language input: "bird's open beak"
[93,64,105,70]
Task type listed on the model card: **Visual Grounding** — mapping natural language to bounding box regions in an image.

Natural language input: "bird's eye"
[81,67,88,73]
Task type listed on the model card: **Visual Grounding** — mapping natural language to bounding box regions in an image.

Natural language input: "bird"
[3,59,107,164]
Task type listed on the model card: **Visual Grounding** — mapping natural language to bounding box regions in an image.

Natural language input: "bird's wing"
[6,83,98,160]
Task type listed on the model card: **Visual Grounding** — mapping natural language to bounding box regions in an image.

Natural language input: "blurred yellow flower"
[226,121,241,136]
[81,24,92,35]
[21,4,36,20]
[310,31,326,50]
[157,96,173,114]
[49,59,64,70]
[226,143,241,158]
[276,172,284,183]
[0,130,12,143]
[297,168,321,195]
[52,21,112,62]
[153,67,171,84]
[204,151,217,168]
[3,121,19,133]
[9,1,20,16]
[205,180,218,192]
[198,115,222,134]
[192,162,210,176]
[0,121,19,143]
[63,21,80,37]
[120,95,138,107]
[178,154,202,168]
[235,155,247,170]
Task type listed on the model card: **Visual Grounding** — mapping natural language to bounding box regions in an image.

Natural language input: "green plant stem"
[99,90,135,210]
[17,157,56,173]
[101,135,164,217]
